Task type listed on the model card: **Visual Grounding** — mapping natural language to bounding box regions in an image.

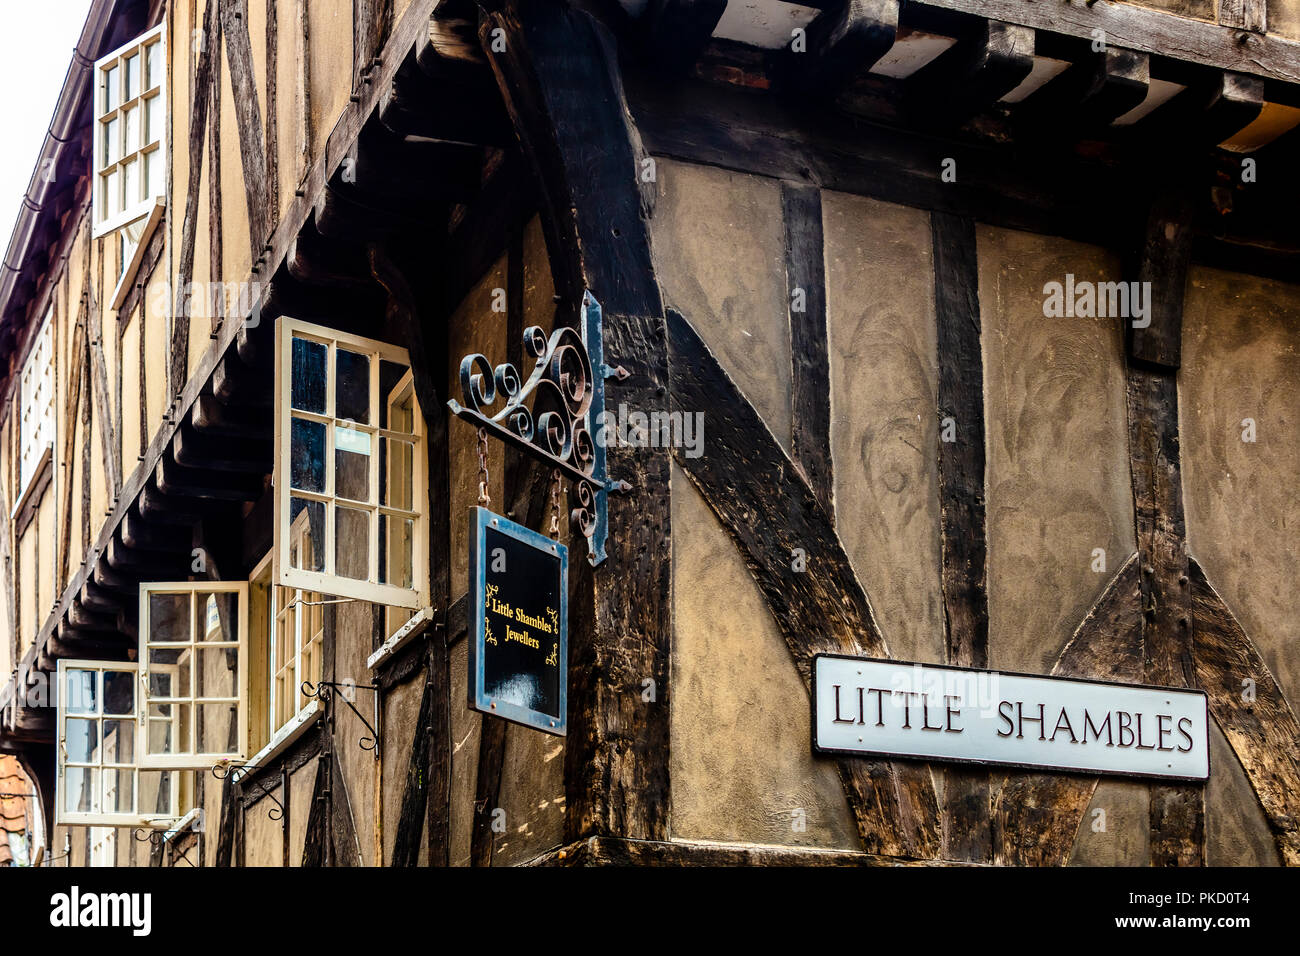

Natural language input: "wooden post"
[931,211,991,863]
[480,0,672,843]
[1126,190,1205,867]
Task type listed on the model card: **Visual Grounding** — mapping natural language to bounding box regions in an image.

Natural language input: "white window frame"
[138,582,250,769]
[55,660,181,828]
[15,309,55,504]
[251,550,324,742]
[274,317,428,609]
[92,23,167,237]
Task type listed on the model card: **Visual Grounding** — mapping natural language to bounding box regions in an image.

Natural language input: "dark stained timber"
[930,211,990,863]
[481,0,672,844]
[781,182,833,515]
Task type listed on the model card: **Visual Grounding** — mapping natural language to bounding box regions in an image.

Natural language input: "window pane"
[290,418,326,492]
[125,53,140,99]
[150,592,191,642]
[335,507,369,580]
[105,117,120,164]
[291,337,327,413]
[146,703,188,756]
[139,771,171,816]
[146,93,163,145]
[335,426,370,501]
[102,720,135,764]
[382,515,414,589]
[65,669,97,715]
[149,648,190,700]
[64,767,96,813]
[103,769,135,814]
[289,498,325,572]
[103,671,134,715]
[335,349,370,423]
[65,718,98,763]
[199,591,238,642]
[105,65,119,111]
[382,437,414,510]
[145,149,162,199]
[146,41,161,89]
[123,158,140,208]
[198,704,240,755]
[123,105,139,153]
[196,647,237,698]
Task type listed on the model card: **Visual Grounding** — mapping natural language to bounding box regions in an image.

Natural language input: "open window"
[92,24,166,238]
[55,661,181,828]
[138,583,249,768]
[250,551,324,752]
[274,318,427,610]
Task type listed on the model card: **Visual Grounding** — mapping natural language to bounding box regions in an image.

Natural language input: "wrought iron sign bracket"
[213,760,286,823]
[448,291,626,566]
[302,680,381,757]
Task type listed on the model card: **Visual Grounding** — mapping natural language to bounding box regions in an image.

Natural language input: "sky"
[0,1,94,259]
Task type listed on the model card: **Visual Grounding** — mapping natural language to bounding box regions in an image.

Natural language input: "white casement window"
[55,661,180,828]
[250,552,324,740]
[17,310,54,497]
[138,583,249,768]
[275,318,427,609]
[92,24,166,237]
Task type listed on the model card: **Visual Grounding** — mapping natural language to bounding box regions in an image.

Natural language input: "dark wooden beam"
[911,0,1300,85]
[667,308,939,858]
[781,182,833,514]
[1130,191,1194,369]
[480,0,672,844]
[168,0,219,400]
[1125,194,1204,865]
[219,0,273,258]
[1018,46,1150,130]
[930,211,990,864]
[904,20,1033,125]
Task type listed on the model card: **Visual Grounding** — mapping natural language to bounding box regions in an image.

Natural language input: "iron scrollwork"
[447,291,622,565]
[213,760,284,822]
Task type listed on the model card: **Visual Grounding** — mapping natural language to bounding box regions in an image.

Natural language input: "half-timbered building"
[1,0,1298,867]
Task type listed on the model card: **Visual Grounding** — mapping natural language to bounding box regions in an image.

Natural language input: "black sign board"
[468,507,568,735]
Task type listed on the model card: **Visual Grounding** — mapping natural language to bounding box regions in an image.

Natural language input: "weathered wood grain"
[219,0,273,260]
[1219,0,1266,33]
[389,658,435,866]
[481,0,672,843]
[781,182,833,515]
[931,210,990,863]
[1127,350,1203,867]
[667,307,939,859]
[208,22,225,330]
[915,0,1300,83]
[1189,559,1300,865]
[1131,192,1194,369]
[168,0,219,400]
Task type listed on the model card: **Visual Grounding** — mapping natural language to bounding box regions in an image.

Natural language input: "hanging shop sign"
[469,506,568,736]
[812,655,1209,782]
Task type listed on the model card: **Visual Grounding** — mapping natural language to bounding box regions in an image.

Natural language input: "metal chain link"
[476,427,491,507]
[549,469,562,539]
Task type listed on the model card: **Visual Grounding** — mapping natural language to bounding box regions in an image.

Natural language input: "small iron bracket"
[213,760,285,822]
[301,680,381,756]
